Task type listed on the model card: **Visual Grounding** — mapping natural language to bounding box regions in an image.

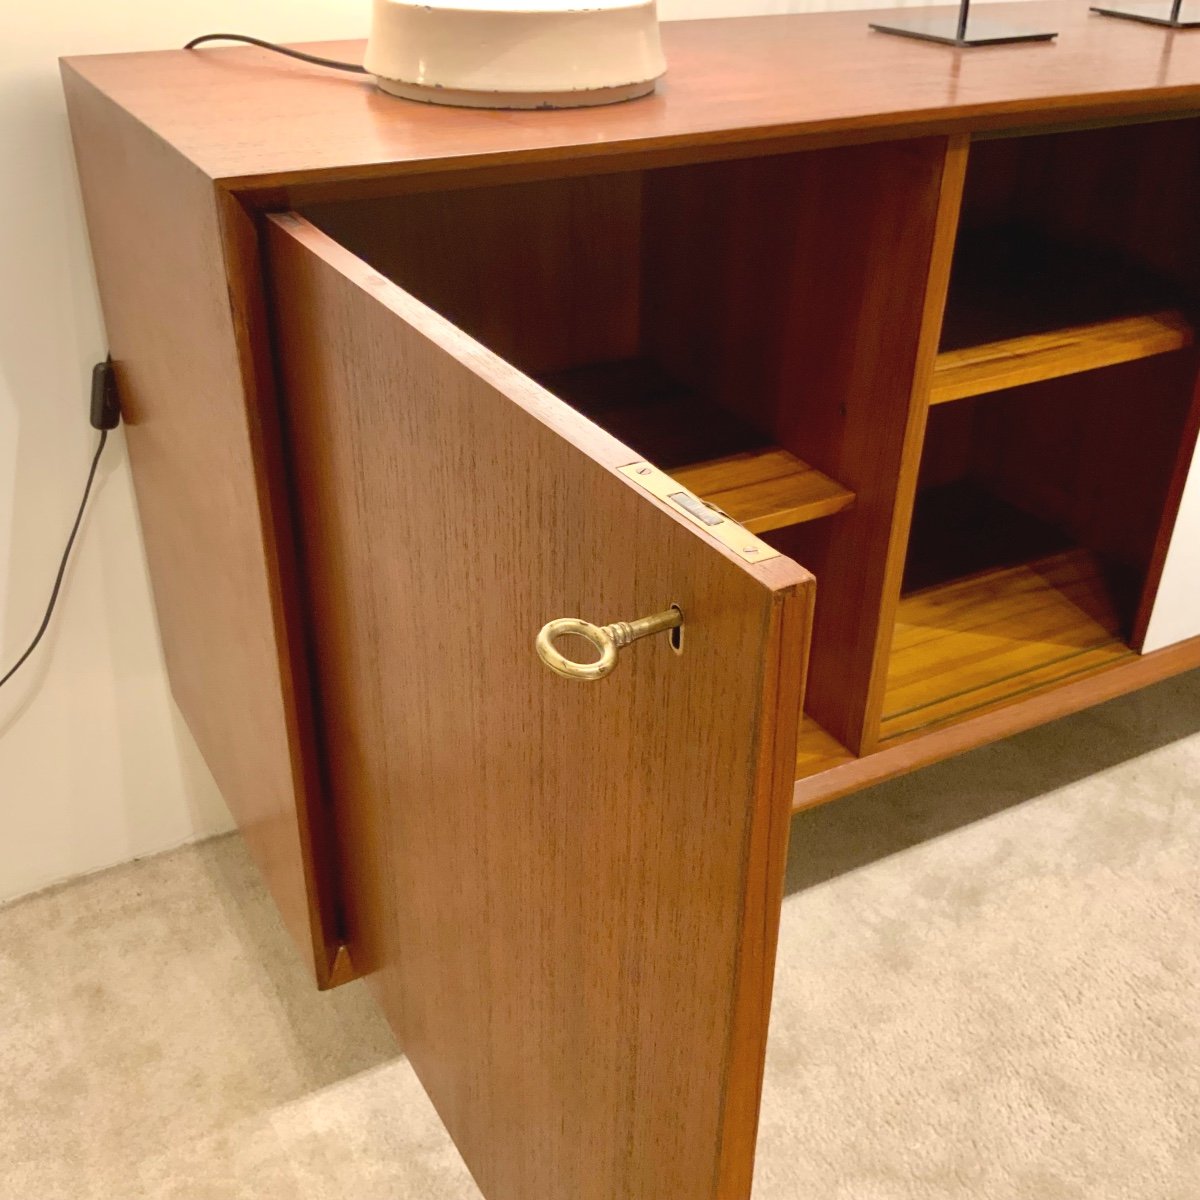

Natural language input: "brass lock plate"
[618,462,781,564]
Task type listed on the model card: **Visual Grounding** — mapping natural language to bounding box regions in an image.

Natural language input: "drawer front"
[266,213,812,1200]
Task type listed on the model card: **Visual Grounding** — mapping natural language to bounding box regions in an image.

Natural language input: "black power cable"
[0,430,109,692]
[184,33,368,74]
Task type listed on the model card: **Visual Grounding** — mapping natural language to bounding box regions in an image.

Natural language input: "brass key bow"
[535,607,683,681]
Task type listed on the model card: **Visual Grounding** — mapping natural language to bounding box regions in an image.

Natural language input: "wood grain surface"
[794,716,856,781]
[266,213,811,1200]
[794,633,1200,811]
[304,173,857,538]
[967,356,1200,590]
[61,5,1200,193]
[61,71,343,985]
[535,357,772,469]
[882,549,1134,742]
[301,176,643,376]
[931,311,1194,406]
[959,119,1200,300]
[854,135,971,753]
[673,449,855,533]
[640,137,966,755]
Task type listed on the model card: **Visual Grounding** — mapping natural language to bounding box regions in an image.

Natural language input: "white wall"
[0,1,381,905]
[1143,449,1200,653]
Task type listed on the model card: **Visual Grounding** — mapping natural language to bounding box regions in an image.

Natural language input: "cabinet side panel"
[61,68,340,985]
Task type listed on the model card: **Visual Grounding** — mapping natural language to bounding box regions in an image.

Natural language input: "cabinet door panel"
[266,214,813,1200]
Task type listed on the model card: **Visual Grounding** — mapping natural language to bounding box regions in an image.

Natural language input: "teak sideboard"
[63,7,1200,1197]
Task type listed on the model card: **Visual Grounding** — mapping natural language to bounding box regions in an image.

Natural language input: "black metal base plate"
[1090,3,1200,26]
[869,16,1058,44]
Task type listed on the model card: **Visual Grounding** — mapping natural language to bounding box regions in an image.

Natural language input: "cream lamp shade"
[364,0,667,108]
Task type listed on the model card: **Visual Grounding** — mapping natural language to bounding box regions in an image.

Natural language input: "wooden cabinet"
[62,7,1200,1197]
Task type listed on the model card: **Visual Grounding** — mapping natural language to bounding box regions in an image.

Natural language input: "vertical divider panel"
[641,136,970,754]
[858,135,970,751]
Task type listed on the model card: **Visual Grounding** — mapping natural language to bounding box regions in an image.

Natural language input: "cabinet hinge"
[618,461,781,564]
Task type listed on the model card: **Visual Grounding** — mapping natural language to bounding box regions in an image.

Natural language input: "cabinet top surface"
[63,2,1200,190]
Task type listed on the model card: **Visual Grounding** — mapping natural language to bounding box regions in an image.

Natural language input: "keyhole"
[669,604,684,655]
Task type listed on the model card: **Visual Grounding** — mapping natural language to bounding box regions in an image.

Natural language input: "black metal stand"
[1090,0,1199,27]
[869,0,1057,45]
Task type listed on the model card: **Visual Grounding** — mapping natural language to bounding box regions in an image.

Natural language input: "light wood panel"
[535,359,856,533]
[856,136,971,753]
[795,631,1200,810]
[61,5,1200,194]
[794,716,855,781]
[931,310,1193,406]
[673,448,854,533]
[266,213,811,1200]
[61,70,343,985]
[881,549,1134,743]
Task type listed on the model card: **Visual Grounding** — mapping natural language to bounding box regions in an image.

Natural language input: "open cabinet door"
[266,213,813,1200]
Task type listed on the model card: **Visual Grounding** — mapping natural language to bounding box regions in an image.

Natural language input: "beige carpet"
[2,672,1198,1199]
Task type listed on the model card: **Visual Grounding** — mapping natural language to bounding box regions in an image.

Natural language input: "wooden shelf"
[541,359,854,534]
[795,716,855,782]
[881,549,1136,744]
[672,448,854,533]
[934,228,1195,405]
[932,309,1193,406]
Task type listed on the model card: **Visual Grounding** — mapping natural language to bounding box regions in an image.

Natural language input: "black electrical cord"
[0,431,108,692]
[184,34,368,74]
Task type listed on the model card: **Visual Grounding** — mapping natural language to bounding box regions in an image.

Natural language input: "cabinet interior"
[885,355,1196,745]
[300,150,894,542]
[299,118,1200,782]
[881,120,1200,748]
[301,140,952,772]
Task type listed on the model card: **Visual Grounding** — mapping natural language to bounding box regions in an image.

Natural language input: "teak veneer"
[931,310,1195,405]
[673,448,856,533]
[62,9,1200,1199]
[538,359,857,533]
[882,548,1136,743]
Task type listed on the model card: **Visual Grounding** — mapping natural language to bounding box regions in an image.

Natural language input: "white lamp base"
[364,0,666,111]
[375,77,657,110]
